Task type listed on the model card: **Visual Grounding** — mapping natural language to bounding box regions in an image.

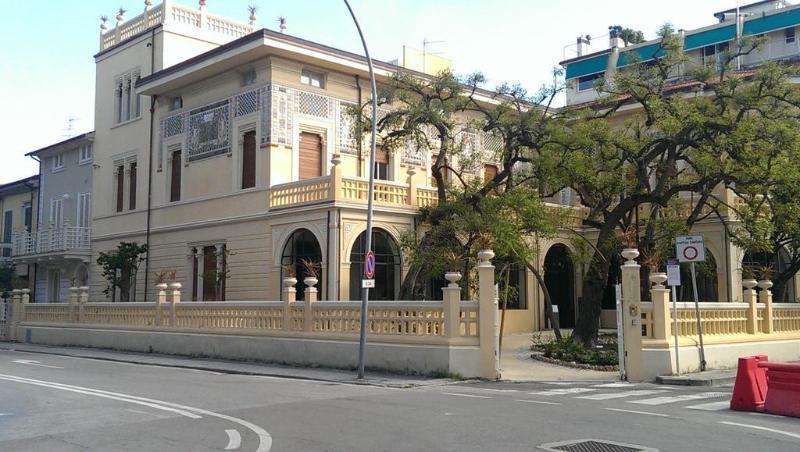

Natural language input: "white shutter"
[50,198,63,227]
[77,193,91,227]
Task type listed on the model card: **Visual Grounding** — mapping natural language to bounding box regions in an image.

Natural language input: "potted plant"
[300,258,320,289]
[154,269,176,293]
[642,249,667,288]
[741,265,758,291]
[444,251,463,286]
[618,225,639,262]
[282,263,297,288]
[753,264,774,291]
[475,234,495,263]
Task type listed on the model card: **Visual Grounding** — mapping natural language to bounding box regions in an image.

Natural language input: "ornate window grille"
[235,88,260,117]
[187,100,231,161]
[298,91,331,118]
[336,101,358,155]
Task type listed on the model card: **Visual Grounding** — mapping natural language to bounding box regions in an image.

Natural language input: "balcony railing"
[0,243,11,262]
[11,227,91,257]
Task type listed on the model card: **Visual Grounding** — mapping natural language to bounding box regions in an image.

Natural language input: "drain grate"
[539,439,657,452]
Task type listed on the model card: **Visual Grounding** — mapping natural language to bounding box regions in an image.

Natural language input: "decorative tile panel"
[337,101,359,155]
[235,88,260,117]
[187,100,231,161]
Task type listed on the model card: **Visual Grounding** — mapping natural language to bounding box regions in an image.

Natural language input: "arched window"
[281,229,323,301]
[350,229,401,301]
[544,244,574,327]
[495,257,527,310]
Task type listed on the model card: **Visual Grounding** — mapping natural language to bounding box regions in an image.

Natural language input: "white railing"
[100,2,254,51]
[0,243,11,261]
[11,227,91,257]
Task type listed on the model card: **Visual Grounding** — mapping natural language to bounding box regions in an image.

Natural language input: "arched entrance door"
[679,248,718,302]
[544,244,574,328]
[281,229,323,301]
[350,229,401,301]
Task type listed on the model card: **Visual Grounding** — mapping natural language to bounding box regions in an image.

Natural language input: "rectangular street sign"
[362,279,375,288]
[667,258,681,286]
[676,235,705,263]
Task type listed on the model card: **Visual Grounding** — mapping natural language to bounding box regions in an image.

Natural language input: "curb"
[655,374,736,387]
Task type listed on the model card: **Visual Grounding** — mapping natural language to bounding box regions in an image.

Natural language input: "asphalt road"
[1,348,798,451]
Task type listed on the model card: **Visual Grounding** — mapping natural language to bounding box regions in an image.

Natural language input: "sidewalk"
[0,342,455,389]
[500,332,620,382]
[656,368,737,387]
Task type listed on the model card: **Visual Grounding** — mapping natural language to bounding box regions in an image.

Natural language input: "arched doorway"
[74,263,89,287]
[350,229,401,301]
[544,244,574,328]
[281,229,323,301]
[679,248,718,302]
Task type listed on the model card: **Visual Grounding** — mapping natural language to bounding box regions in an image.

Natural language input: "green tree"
[97,242,147,302]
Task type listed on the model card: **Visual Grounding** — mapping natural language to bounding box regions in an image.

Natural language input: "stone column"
[169,282,182,327]
[407,167,417,207]
[620,249,643,381]
[477,249,500,380]
[282,277,297,331]
[68,287,80,322]
[303,277,318,332]
[649,273,670,341]
[329,154,342,202]
[10,289,21,340]
[443,272,462,340]
[758,280,774,334]
[155,283,168,327]
[743,279,758,334]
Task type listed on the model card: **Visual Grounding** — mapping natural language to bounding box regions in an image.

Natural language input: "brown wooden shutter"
[242,131,256,189]
[484,164,498,182]
[129,162,137,210]
[299,132,323,179]
[115,165,124,212]
[170,150,182,202]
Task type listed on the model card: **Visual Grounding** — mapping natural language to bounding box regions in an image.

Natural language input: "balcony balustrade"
[11,227,91,258]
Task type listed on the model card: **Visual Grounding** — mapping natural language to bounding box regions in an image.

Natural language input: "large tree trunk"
[572,230,615,347]
[523,261,562,341]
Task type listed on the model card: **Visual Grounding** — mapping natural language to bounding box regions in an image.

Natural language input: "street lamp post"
[344,0,378,379]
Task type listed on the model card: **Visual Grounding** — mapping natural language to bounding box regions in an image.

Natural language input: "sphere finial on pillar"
[100,15,108,32]
[116,7,126,25]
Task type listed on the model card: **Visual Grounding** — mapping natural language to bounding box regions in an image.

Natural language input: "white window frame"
[300,69,325,89]
[49,197,64,227]
[113,69,142,125]
[576,72,602,92]
[786,27,796,45]
[52,153,64,172]
[76,192,91,228]
[79,144,93,164]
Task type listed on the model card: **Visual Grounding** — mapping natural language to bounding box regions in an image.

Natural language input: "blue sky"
[0,0,741,183]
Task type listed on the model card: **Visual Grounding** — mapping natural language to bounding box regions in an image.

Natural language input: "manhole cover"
[539,439,657,452]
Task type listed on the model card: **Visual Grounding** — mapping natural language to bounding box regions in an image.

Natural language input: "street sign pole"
[690,262,707,371]
[614,283,625,381]
[344,0,377,380]
[666,258,681,375]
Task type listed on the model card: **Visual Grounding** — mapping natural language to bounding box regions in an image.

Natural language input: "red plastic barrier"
[730,355,769,412]
[759,361,800,418]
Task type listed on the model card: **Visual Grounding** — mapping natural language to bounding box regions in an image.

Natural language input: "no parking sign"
[676,235,705,263]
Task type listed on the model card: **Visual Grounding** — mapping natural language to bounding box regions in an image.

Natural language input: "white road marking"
[0,373,272,451]
[629,392,728,406]
[224,429,242,450]
[0,413,10,416]
[12,359,64,369]
[720,421,800,440]
[124,408,171,419]
[469,388,520,393]
[442,392,492,399]
[515,399,562,405]
[592,382,636,388]
[576,390,668,400]
[530,388,597,396]
[605,408,671,418]
[686,401,730,411]
[541,381,582,385]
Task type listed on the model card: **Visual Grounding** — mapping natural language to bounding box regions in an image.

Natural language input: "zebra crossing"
[528,382,731,411]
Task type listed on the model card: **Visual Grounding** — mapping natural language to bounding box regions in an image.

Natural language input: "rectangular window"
[76,193,91,228]
[1,210,10,258]
[79,145,93,164]
[577,73,602,91]
[52,154,64,171]
[124,78,132,122]
[48,269,61,303]
[300,69,325,88]
[201,245,226,301]
[559,187,572,206]
[170,150,182,202]
[23,203,32,232]
[373,148,389,181]
[113,70,141,124]
[115,165,125,212]
[241,68,257,86]
[134,75,142,118]
[129,162,137,210]
[116,81,124,124]
[241,131,256,189]
[170,96,183,111]
[50,198,64,227]
[786,27,796,44]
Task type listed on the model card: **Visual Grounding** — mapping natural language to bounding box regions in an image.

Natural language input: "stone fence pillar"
[68,286,79,322]
[407,167,418,206]
[477,249,500,380]
[303,277,318,333]
[329,154,342,201]
[9,289,21,340]
[758,280,774,334]
[78,286,89,323]
[282,277,297,331]
[744,279,758,334]
[155,283,168,327]
[169,282,182,327]
[620,249,643,381]
[650,274,670,341]
[443,271,462,340]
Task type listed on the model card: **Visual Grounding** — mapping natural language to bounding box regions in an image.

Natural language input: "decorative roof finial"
[279,16,287,33]
[144,0,153,11]
[100,15,108,32]
[248,5,257,26]
[198,0,207,10]
[116,7,126,24]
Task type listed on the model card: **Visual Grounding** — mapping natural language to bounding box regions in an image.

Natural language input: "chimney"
[608,25,622,49]
[576,35,592,57]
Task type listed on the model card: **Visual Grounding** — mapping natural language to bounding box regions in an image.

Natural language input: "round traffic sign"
[364,250,376,279]
[682,245,698,261]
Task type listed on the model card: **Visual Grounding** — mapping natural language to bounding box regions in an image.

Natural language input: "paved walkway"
[500,332,620,382]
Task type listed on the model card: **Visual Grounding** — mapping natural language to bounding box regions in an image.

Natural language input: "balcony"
[269,159,439,211]
[11,227,91,261]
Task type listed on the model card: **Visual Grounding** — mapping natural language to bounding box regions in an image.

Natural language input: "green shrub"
[540,336,618,366]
